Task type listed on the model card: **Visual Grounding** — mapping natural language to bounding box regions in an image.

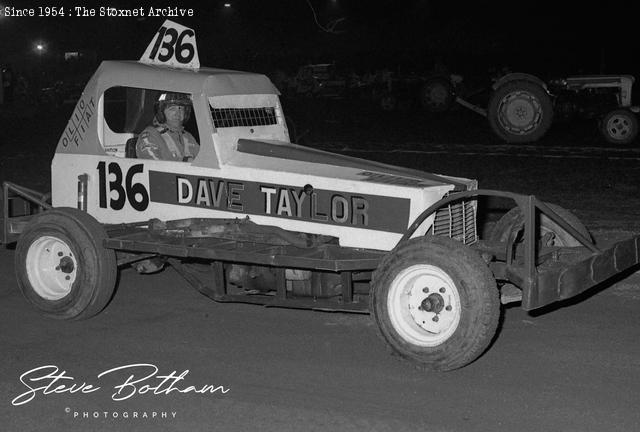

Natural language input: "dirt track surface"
[1,100,639,431]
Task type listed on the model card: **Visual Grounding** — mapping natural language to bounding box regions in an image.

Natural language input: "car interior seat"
[125,136,137,158]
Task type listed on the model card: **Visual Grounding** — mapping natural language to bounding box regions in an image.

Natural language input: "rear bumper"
[1,182,51,244]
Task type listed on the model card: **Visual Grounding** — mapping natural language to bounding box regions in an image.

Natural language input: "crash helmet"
[155,92,192,123]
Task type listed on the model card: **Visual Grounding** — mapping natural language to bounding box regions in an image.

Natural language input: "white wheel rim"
[606,115,632,140]
[387,264,461,347]
[498,91,543,134]
[25,236,77,300]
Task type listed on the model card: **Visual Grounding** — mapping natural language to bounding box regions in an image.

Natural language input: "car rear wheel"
[370,236,499,371]
[15,208,117,320]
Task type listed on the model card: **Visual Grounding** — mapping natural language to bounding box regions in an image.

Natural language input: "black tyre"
[600,109,638,145]
[420,77,454,112]
[370,236,499,371]
[15,208,117,320]
[488,80,554,143]
[490,203,591,247]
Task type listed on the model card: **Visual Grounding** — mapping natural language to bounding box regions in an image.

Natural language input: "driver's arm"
[135,129,162,160]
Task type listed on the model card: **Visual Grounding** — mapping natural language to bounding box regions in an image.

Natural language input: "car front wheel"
[370,236,499,371]
[490,203,591,247]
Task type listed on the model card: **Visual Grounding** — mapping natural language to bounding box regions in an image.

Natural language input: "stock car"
[2,21,639,371]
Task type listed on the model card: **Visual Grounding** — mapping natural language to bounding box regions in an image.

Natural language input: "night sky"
[1,0,638,81]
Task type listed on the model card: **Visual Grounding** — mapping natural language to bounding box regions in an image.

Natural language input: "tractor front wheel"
[600,109,638,145]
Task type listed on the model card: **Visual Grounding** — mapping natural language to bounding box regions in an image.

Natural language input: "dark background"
[1,0,638,86]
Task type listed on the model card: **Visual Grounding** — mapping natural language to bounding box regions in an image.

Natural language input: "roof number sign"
[140,20,200,69]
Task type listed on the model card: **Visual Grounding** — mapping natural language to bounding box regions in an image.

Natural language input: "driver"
[136,92,200,161]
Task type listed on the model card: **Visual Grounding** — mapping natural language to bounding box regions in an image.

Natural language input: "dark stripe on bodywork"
[149,171,412,233]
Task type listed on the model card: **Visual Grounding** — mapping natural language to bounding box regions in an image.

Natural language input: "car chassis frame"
[4,181,639,313]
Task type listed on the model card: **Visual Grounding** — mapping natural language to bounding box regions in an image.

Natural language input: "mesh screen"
[211,107,277,128]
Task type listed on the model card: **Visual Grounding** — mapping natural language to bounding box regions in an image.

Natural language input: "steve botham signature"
[12,364,230,406]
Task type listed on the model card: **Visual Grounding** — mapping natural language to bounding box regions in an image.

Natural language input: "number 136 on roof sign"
[140,20,200,69]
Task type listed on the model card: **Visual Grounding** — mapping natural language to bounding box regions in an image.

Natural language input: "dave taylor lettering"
[177,177,245,212]
[175,176,370,227]
[259,186,369,226]
[11,364,229,406]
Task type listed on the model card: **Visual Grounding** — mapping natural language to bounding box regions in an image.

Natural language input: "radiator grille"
[211,107,277,128]
[432,200,477,245]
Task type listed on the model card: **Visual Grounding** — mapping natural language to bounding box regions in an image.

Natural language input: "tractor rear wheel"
[488,80,553,143]
[420,77,454,112]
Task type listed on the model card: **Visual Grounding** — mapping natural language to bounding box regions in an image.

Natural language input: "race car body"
[51,60,476,250]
